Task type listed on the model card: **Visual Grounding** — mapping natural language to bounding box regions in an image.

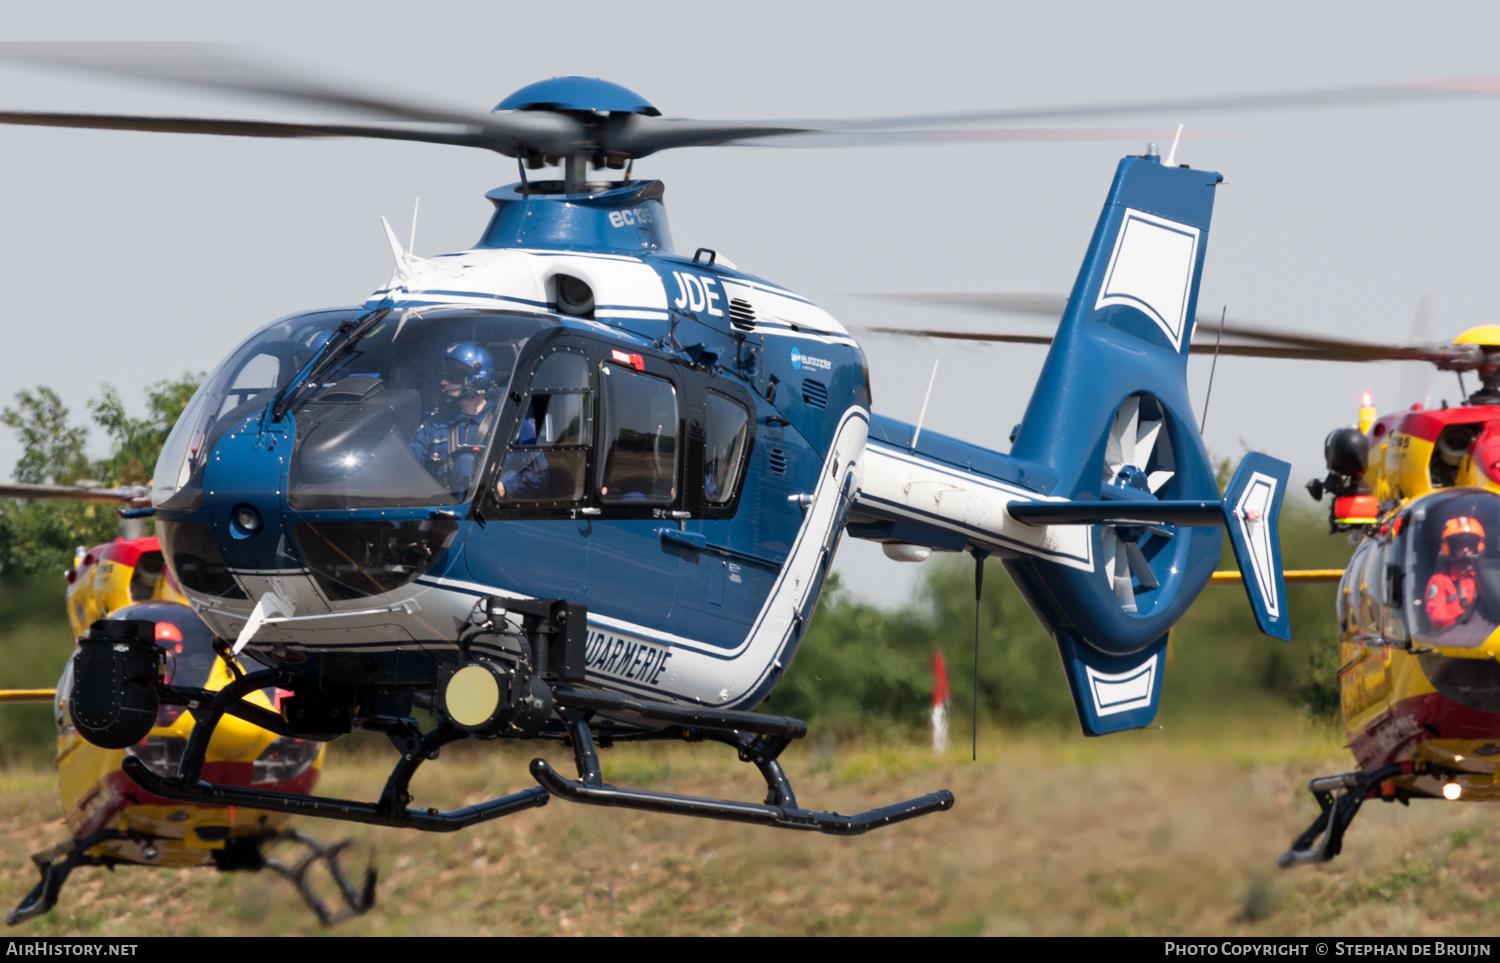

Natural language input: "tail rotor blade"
[1124,541,1159,590]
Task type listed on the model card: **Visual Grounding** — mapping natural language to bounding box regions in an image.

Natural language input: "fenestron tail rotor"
[1100,396,1171,613]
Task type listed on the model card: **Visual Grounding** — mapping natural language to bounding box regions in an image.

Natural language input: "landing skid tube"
[1279,761,1440,867]
[534,716,954,835]
[124,671,952,837]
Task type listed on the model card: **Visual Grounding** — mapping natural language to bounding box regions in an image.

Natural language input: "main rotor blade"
[798,77,1500,132]
[0,110,496,147]
[650,125,1201,152]
[0,41,489,127]
[6,43,1495,161]
[0,41,586,157]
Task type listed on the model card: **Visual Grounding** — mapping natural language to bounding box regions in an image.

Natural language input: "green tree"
[0,374,203,577]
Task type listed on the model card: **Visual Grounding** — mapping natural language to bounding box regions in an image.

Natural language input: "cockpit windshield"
[1405,489,1500,648]
[283,308,552,509]
[153,308,362,510]
[152,307,553,512]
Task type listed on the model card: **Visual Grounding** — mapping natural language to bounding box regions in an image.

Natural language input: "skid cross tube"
[531,717,953,835]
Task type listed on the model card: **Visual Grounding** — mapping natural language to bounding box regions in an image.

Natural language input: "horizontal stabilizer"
[1055,630,1168,735]
[1008,499,1223,527]
[1222,453,1292,641]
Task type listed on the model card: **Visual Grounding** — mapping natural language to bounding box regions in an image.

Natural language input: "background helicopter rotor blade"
[864,324,1386,358]
[0,482,150,506]
[1399,295,1436,408]
[866,292,1489,366]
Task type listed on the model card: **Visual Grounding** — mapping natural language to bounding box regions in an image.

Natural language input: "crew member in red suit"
[1425,516,1485,631]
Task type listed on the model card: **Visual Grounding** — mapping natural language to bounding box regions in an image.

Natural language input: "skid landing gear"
[123,668,952,837]
[120,602,952,838]
[1279,761,1438,867]
[533,710,953,835]
[5,831,118,925]
[6,829,375,927]
[262,830,376,926]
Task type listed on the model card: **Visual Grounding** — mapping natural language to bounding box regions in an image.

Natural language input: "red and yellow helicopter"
[0,500,372,925]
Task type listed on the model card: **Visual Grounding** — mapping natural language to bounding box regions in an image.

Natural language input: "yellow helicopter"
[0,515,373,925]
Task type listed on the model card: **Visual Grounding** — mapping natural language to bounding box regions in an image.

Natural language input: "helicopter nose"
[201,413,294,574]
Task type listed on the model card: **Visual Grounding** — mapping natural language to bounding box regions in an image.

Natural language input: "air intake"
[769,448,788,475]
[801,379,828,409]
[728,298,756,330]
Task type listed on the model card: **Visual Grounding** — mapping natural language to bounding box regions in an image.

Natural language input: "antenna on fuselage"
[1163,123,1184,167]
[911,359,940,451]
[380,215,408,278]
[408,196,420,255]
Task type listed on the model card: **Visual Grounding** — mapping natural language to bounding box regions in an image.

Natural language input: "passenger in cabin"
[1424,516,1486,631]
[410,342,498,499]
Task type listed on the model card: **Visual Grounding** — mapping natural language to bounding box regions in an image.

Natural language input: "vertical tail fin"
[997,152,1268,736]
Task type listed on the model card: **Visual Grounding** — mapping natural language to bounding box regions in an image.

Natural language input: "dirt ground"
[2,713,1497,937]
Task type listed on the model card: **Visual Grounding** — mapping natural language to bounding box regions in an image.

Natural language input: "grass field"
[3,709,1499,937]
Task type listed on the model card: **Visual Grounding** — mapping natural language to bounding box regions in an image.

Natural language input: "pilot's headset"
[442,342,496,399]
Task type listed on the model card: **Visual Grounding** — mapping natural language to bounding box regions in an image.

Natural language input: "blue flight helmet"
[441,341,495,399]
[292,328,335,371]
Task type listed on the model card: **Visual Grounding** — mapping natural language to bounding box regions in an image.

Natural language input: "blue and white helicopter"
[2,44,1299,837]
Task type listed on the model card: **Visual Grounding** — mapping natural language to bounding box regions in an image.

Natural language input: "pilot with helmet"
[410,342,501,498]
[1425,515,1486,631]
[410,341,549,500]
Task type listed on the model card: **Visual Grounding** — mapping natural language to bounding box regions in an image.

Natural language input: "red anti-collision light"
[610,349,645,371]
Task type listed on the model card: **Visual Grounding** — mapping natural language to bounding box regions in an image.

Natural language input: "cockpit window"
[598,364,678,506]
[153,308,360,510]
[1406,490,1500,648]
[285,309,552,509]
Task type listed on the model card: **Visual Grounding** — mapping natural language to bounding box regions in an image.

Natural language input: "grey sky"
[1,1,1496,605]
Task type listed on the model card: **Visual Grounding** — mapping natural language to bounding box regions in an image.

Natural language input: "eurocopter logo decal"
[790,346,832,372]
[1094,208,1201,352]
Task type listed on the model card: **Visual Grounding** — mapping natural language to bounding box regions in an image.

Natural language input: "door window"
[703,391,750,505]
[598,365,678,506]
[495,350,592,504]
